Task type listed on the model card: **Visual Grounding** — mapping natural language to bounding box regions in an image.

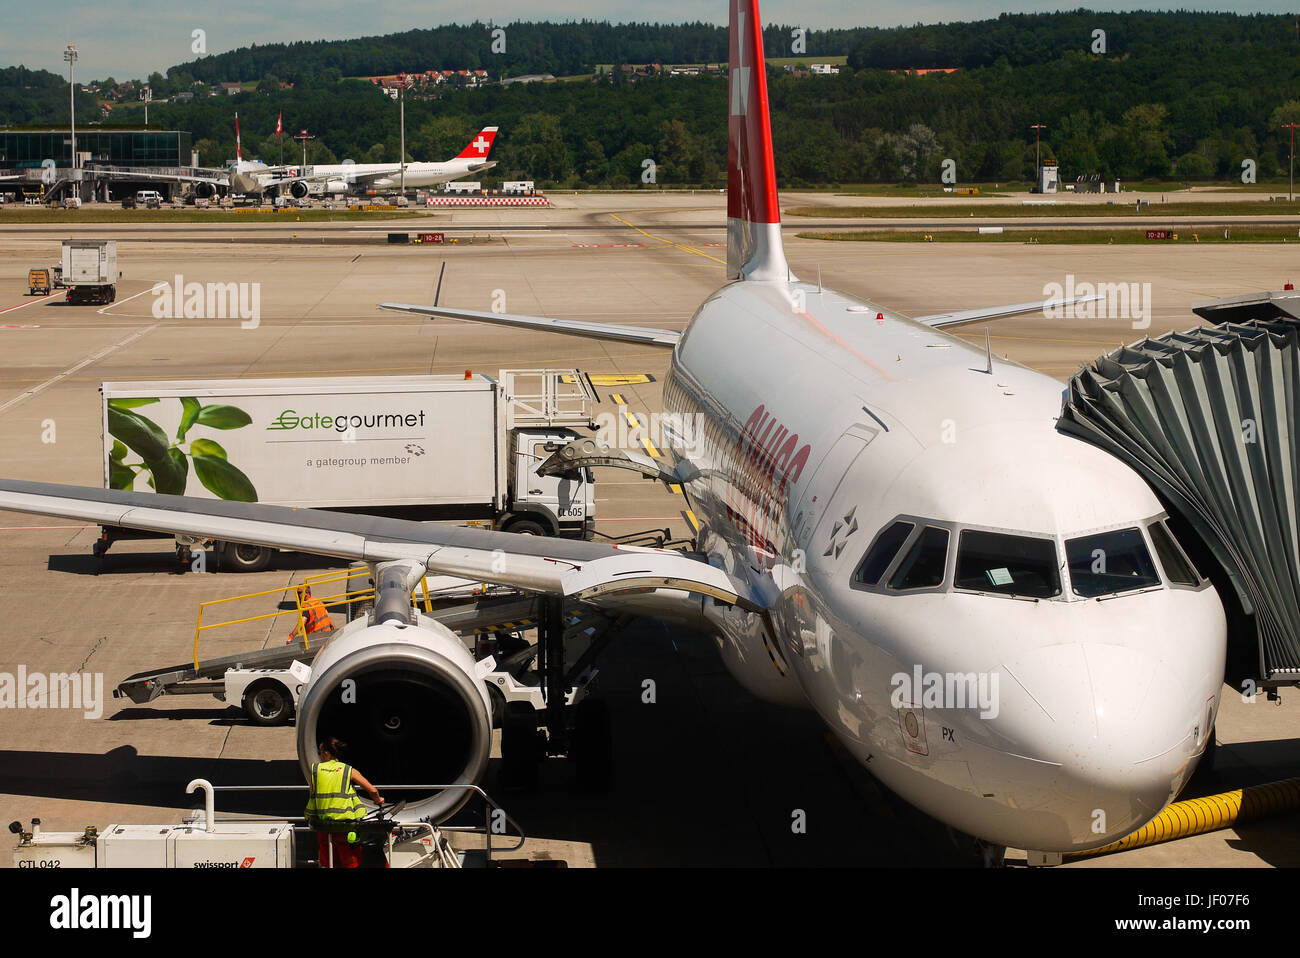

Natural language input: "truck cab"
[507,429,596,538]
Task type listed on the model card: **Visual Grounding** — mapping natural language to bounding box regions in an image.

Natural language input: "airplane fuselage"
[660,278,1226,852]
[229,159,496,197]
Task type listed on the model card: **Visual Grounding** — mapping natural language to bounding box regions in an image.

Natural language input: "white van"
[135,190,163,208]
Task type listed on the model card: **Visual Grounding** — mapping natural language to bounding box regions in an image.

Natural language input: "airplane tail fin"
[727,0,790,282]
[235,112,242,162]
[457,127,499,160]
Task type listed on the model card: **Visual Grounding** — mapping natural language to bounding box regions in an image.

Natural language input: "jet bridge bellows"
[1058,310,1300,685]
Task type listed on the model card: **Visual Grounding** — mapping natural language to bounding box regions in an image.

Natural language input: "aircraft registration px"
[0,0,1224,856]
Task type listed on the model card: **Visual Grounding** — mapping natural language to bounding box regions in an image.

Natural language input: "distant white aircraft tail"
[456,127,499,160]
[727,0,789,282]
[235,113,243,162]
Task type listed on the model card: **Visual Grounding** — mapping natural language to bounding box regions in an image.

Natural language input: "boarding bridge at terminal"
[0,165,209,203]
[1059,288,1300,691]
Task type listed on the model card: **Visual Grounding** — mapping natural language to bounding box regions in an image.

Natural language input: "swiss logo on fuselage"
[728,404,811,562]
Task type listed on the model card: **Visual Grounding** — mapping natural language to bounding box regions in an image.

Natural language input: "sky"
[4,1,1297,79]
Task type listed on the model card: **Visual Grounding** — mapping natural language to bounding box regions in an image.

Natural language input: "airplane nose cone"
[993,643,1198,849]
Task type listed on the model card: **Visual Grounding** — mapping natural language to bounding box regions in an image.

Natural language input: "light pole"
[63,44,78,200]
[1284,121,1298,203]
[142,85,151,125]
[398,72,408,196]
[294,129,314,170]
[1030,123,1046,190]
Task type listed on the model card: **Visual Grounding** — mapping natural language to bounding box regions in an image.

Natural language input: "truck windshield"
[954,530,1060,598]
[1066,527,1160,597]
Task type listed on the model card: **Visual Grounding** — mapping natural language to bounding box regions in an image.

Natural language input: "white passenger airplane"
[0,0,1224,855]
[104,119,498,200]
[236,126,500,198]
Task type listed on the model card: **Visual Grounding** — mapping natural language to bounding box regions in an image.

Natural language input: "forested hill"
[159,11,1294,85]
[5,12,1300,187]
[845,9,1294,69]
[165,21,862,84]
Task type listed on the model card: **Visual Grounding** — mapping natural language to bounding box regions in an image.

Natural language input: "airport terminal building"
[0,128,192,169]
[0,128,195,201]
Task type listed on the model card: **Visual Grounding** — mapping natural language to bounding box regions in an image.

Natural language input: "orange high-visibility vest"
[291,597,333,640]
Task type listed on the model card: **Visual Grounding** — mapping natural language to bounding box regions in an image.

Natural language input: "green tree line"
[5,12,1300,186]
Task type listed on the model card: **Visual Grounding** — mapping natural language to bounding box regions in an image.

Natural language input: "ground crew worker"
[304,737,383,868]
[287,585,333,644]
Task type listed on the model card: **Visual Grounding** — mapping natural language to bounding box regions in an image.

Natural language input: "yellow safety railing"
[192,568,492,668]
[192,569,375,670]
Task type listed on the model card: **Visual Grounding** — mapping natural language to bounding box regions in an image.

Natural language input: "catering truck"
[95,369,598,571]
[62,240,118,305]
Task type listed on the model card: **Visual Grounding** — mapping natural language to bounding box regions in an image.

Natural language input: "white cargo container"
[96,369,598,571]
[442,180,481,193]
[61,239,118,305]
[502,180,535,193]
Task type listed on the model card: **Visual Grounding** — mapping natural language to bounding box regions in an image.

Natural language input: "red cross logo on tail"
[457,127,499,159]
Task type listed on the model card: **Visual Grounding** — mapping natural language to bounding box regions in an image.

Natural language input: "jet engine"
[194,182,217,199]
[324,178,351,195]
[294,616,493,823]
[289,180,311,200]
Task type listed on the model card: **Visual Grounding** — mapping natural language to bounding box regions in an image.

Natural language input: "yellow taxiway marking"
[563,373,652,386]
[610,392,683,494]
[609,213,727,266]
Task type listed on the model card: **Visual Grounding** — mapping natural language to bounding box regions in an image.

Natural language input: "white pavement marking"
[0,293,58,313]
[0,323,160,416]
[97,281,167,316]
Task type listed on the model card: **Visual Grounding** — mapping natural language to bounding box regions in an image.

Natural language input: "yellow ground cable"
[1064,777,1300,858]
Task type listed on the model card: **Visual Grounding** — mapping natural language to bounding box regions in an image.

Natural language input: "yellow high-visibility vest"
[304,760,366,831]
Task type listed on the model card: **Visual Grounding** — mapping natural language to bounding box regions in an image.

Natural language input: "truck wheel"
[504,518,548,537]
[220,541,274,573]
[570,698,613,791]
[243,680,293,726]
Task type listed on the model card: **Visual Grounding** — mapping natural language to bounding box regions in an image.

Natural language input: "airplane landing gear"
[495,597,620,791]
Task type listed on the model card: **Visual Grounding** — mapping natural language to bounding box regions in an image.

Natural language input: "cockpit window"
[1066,527,1160,597]
[855,520,915,585]
[888,526,949,591]
[955,530,1060,598]
[1148,520,1199,586]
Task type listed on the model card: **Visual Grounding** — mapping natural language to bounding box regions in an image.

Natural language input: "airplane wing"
[914,292,1104,329]
[92,169,229,187]
[380,303,681,347]
[0,480,756,610]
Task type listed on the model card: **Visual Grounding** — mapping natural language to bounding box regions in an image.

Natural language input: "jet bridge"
[1058,294,1300,687]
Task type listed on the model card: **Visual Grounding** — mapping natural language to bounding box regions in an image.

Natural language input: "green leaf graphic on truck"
[107,398,258,501]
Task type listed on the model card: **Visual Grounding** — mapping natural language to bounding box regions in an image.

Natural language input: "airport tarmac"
[3,189,1295,240]
[0,198,1297,867]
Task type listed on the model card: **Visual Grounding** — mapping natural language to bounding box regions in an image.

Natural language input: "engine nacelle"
[324,178,350,195]
[289,180,311,200]
[194,182,216,199]
[295,617,492,823]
